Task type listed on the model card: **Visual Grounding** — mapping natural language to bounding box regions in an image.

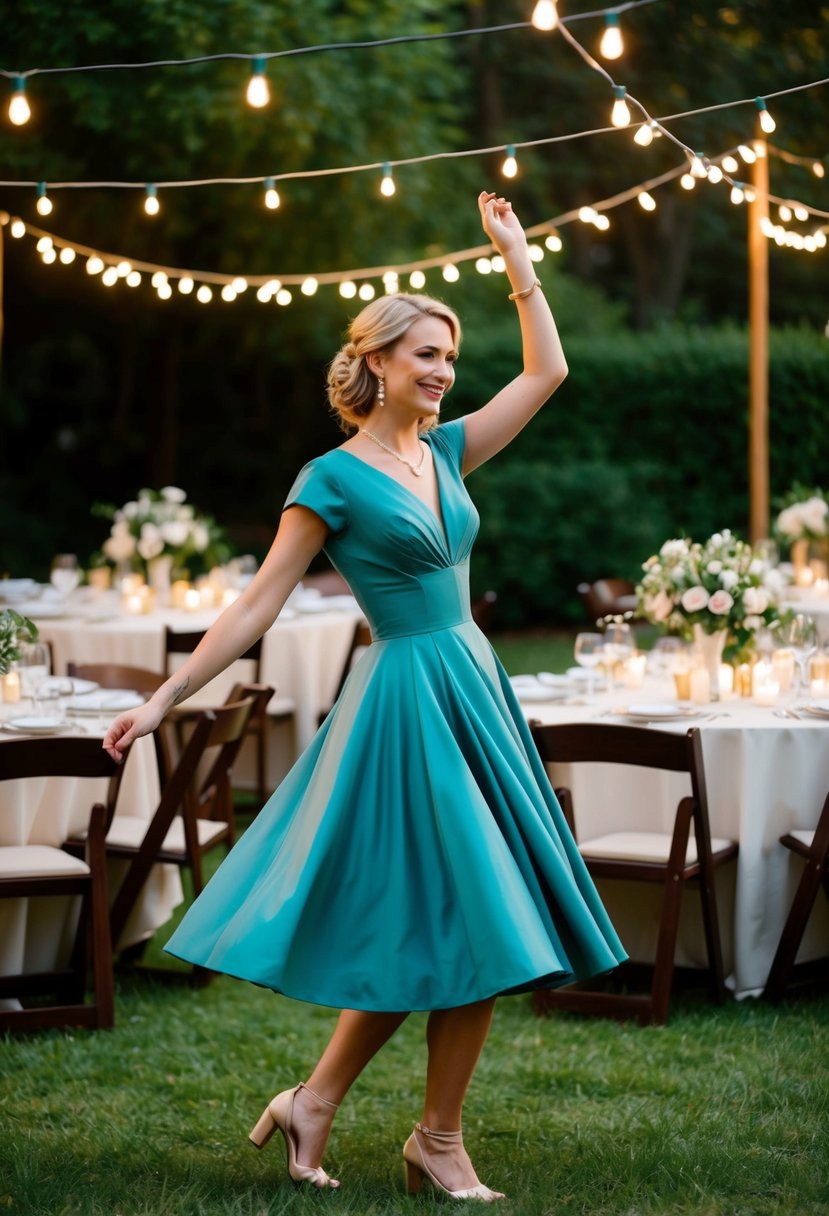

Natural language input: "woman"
[104,191,626,1201]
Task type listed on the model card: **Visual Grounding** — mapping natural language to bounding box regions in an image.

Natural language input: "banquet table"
[0,710,180,986]
[515,673,829,998]
[781,589,829,645]
[25,587,364,790]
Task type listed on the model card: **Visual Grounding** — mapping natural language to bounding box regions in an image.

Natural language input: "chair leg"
[764,858,826,1003]
[649,872,685,1025]
[88,808,115,1029]
[697,862,728,1004]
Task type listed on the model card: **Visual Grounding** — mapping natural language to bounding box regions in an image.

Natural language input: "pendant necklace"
[361,429,426,477]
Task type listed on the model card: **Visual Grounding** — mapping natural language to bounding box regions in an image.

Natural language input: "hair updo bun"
[326,293,461,433]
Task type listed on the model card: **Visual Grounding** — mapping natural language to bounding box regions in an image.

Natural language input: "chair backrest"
[331,620,373,704]
[164,628,262,679]
[577,579,637,625]
[471,590,497,634]
[0,736,126,830]
[67,662,166,696]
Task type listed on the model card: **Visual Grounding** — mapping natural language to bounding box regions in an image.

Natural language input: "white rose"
[742,586,769,615]
[763,568,785,597]
[122,501,139,520]
[706,560,722,575]
[720,569,739,590]
[103,527,136,561]
[801,496,828,536]
[660,540,688,559]
[161,486,187,504]
[708,590,734,615]
[137,522,164,560]
[748,558,764,576]
[681,586,710,613]
[742,615,763,630]
[192,522,210,552]
[161,521,190,547]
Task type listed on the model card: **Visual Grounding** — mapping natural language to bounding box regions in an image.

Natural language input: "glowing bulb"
[491,255,506,273]
[10,219,25,239]
[707,165,723,184]
[144,185,159,216]
[221,284,237,302]
[151,271,168,289]
[545,232,562,252]
[196,285,212,303]
[9,77,31,126]
[301,277,318,296]
[755,98,775,134]
[634,122,655,147]
[36,236,52,253]
[126,271,141,287]
[178,276,194,295]
[778,204,792,222]
[600,13,623,59]
[36,183,52,216]
[743,186,756,203]
[339,281,357,299]
[59,246,75,264]
[637,191,656,211]
[380,163,396,197]
[116,261,132,278]
[722,155,739,173]
[263,178,280,210]
[246,58,269,108]
[760,217,775,237]
[812,161,825,179]
[813,230,827,248]
[804,235,817,252]
[255,280,279,302]
[794,205,809,222]
[578,206,598,224]
[276,289,292,306]
[680,173,695,191]
[475,258,492,274]
[690,154,706,179]
[594,213,610,231]
[442,264,460,282]
[358,283,375,300]
[531,0,558,31]
[730,184,745,204]
[501,145,518,178]
[86,256,104,275]
[41,246,56,264]
[611,87,630,128]
[738,144,756,164]
[232,276,248,293]
[383,272,399,294]
[101,266,119,286]
[409,270,426,289]
[529,244,544,262]
[157,282,173,299]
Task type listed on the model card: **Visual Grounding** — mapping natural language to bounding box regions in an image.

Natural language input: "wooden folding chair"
[0,737,126,1032]
[318,619,373,726]
[164,627,292,805]
[529,722,738,1026]
[763,790,829,1002]
[471,590,498,635]
[67,661,173,786]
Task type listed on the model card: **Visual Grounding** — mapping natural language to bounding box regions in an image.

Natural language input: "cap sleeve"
[283,457,350,536]
[425,417,466,471]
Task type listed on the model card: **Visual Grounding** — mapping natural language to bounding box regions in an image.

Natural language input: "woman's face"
[374,316,458,420]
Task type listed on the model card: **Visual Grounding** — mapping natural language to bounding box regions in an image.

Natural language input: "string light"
[599,12,623,60]
[738,143,757,164]
[151,271,167,288]
[220,283,236,301]
[36,236,52,253]
[531,1,559,32]
[637,190,656,211]
[276,288,292,305]
[634,121,657,147]
[813,162,825,179]
[86,255,104,274]
[383,271,399,294]
[491,255,506,272]
[611,85,630,128]
[794,204,809,222]
[721,155,739,173]
[755,97,776,134]
[730,184,745,204]
[116,260,131,277]
[358,283,375,300]
[41,246,57,264]
[690,153,707,179]
[707,164,723,184]
[301,276,318,295]
[246,57,269,108]
[680,173,695,190]
[8,76,31,126]
[409,270,426,289]
[196,285,212,302]
[442,263,460,282]
[126,270,141,287]
[778,204,792,222]
[178,276,194,294]
[101,266,118,286]
[380,162,395,197]
[528,244,544,262]
[232,276,247,292]
[545,231,563,252]
[263,177,280,210]
[10,219,25,238]
[36,182,52,216]
[59,246,75,264]
[339,280,357,298]
[157,281,173,299]
[144,184,160,216]
[501,145,518,178]
[474,257,492,274]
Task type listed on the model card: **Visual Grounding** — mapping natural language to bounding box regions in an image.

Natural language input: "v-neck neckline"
[335,441,449,550]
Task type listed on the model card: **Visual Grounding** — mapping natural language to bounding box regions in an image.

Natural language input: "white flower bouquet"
[774,485,828,546]
[94,487,233,580]
[636,530,784,662]
[0,609,39,676]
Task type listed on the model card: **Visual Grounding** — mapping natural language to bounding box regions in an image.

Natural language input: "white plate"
[12,602,69,619]
[566,666,594,682]
[4,715,69,734]
[509,678,572,704]
[38,676,99,696]
[618,703,700,722]
[537,672,573,688]
[0,579,39,602]
[66,690,144,714]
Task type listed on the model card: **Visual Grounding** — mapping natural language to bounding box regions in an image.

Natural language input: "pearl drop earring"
[377,377,385,407]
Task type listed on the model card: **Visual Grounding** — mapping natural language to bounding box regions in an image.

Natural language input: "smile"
[418,383,445,400]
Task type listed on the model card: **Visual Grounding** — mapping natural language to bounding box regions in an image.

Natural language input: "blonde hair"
[326,293,461,433]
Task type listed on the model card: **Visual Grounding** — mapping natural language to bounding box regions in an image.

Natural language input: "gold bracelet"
[508,278,541,301]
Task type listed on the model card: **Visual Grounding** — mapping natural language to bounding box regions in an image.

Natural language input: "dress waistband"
[370,565,472,641]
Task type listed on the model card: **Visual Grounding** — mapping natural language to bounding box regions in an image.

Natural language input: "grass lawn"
[2,631,827,1215]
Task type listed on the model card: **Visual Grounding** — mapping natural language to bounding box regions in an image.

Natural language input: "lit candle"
[690,666,710,703]
[2,671,21,702]
[623,653,647,688]
[772,648,795,693]
[754,678,780,707]
[125,592,144,615]
[120,573,144,597]
[221,587,241,608]
[87,566,111,591]
[171,579,190,609]
[718,664,734,697]
[183,588,202,612]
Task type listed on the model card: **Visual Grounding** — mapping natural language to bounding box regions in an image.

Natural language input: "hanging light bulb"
[778,204,792,222]
[9,76,31,126]
[594,213,610,231]
[690,153,707,179]
[759,217,775,238]
[339,281,357,299]
[157,282,173,300]
[637,191,656,211]
[578,206,598,224]
[794,205,809,222]
[196,285,213,303]
[116,260,132,277]
[220,284,237,302]
[101,266,119,287]
[151,272,168,289]
[730,184,745,205]
[263,178,280,210]
[36,236,52,253]
[10,219,25,239]
[358,283,376,301]
[707,164,723,184]
[246,57,270,108]
[126,271,141,287]
[383,271,399,294]
[721,155,739,174]
[380,163,396,198]
[634,121,656,147]
[41,246,57,264]
[545,231,562,252]
[738,143,757,164]
[491,255,506,273]
[276,288,292,306]
[474,258,492,274]
[812,161,825,179]
[599,13,623,59]
[754,97,775,134]
[743,186,756,203]
[531,0,558,31]
[36,182,52,216]
[680,173,695,191]
[231,277,248,293]
[442,264,460,282]
[178,276,194,295]
[86,256,104,275]
[409,270,426,289]
[501,145,518,178]
[143,184,160,216]
[59,247,76,264]
[814,230,827,248]
[256,279,279,302]
[301,277,318,296]
[529,244,544,262]
[610,86,630,128]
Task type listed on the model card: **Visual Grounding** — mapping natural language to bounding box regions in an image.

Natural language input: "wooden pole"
[748,133,770,542]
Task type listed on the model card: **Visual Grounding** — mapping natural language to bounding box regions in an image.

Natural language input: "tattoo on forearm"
[172,676,190,705]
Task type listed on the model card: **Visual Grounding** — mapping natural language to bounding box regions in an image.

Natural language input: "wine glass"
[50,553,80,598]
[603,622,634,688]
[774,613,818,700]
[13,641,52,707]
[574,632,605,701]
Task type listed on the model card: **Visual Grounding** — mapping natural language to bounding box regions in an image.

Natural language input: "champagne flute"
[50,553,80,598]
[13,641,52,709]
[775,614,818,700]
[603,622,634,689]
[574,632,605,701]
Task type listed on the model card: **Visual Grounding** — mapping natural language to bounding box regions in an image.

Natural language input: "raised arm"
[103,505,328,761]
[461,191,568,476]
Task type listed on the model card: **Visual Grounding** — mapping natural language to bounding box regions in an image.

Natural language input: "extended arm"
[461,191,568,476]
[103,505,328,761]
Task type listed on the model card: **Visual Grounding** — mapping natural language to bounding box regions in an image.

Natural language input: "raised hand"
[477,191,529,257]
[103,699,167,764]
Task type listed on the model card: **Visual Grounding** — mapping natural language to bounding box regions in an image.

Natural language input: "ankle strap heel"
[299,1081,340,1110]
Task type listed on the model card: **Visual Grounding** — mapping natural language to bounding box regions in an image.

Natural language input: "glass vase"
[692,623,727,702]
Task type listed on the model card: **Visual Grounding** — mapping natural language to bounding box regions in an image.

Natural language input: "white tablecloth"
[519,677,829,997]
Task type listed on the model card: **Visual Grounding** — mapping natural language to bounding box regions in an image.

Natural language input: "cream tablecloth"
[520,677,829,998]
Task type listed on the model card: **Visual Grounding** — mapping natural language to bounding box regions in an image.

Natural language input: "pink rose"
[681,586,709,613]
[708,590,734,615]
[645,591,674,622]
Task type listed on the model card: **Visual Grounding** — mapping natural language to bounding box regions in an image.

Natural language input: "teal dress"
[165,419,626,1010]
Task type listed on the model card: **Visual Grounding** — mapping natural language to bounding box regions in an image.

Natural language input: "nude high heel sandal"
[403,1123,505,1202]
[249,1081,340,1189]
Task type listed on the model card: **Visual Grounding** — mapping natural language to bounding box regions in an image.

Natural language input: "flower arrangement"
[93,487,233,581]
[773,485,828,547]
[636,530,784,661]
[0,609,38,676]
